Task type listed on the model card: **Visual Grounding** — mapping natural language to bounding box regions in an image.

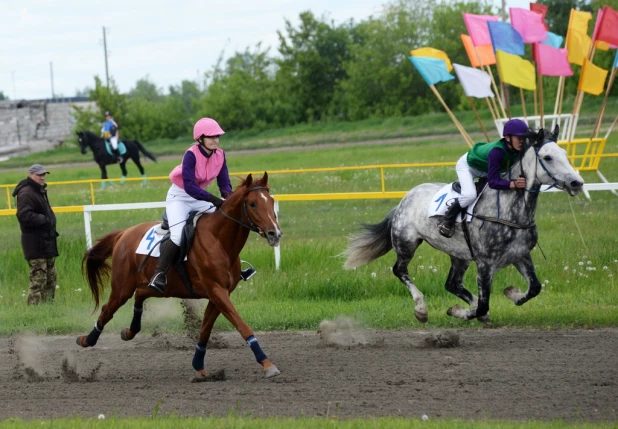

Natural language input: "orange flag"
[578,58,608,95]
[461,34,496,67]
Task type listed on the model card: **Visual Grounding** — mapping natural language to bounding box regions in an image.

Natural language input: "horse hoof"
[191,369,225,383]
[120,328,135,341]
[264,366,281,378]
[447,305,466,319]
[414,309,428,323]
[76,336,89,348]
[504,286,523,303]
[477,314,491,325]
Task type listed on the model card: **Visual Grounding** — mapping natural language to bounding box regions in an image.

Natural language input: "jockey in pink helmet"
[437,118,530,238]
[148,117,255,292]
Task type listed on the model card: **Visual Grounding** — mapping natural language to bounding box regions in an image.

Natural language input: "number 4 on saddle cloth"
[135,211,256,294]
[428,178,488,222]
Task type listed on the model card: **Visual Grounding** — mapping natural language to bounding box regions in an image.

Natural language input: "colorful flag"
[488,21,525,56]
[578,58,608,95]
[568,9,593,35]
[461,34,496,67]
[614,50,618,69]
[530,3,549,30]
[534,44,573,77]
[594,7,618,48]
[410,48,453,71]
[496,50,536,91]
[510,8,547,43]
[453,63,494,98]
[567,30,591,66]
[541,32,564,49]
[409,57,455,86]
[463,13,500,46]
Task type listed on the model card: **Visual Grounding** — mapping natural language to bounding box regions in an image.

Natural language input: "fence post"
[83,208,92,249]
[274,200,280,270]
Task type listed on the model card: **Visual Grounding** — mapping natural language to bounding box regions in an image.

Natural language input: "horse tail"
[82,230,124,311]
[343,209,394,269]
[134,140,157,162]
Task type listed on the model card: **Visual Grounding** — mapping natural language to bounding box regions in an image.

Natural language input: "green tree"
[130,77,163,102]
[0,91,7,101]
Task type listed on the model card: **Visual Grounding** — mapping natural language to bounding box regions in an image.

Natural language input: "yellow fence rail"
[0,139,614,211]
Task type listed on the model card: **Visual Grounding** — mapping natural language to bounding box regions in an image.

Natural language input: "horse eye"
[543,156,552,162]
[249,201,257,208]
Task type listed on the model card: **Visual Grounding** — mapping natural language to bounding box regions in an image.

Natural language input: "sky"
[1,0,532,101]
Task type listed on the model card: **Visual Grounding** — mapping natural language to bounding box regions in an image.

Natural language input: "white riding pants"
[109,135,119,150]
[165,184,216,245]
[455,154,487,208]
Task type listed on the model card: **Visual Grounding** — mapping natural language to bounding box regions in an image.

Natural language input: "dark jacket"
[12,178,59,260]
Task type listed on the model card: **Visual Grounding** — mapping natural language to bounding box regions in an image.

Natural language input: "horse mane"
[234,174,270,193]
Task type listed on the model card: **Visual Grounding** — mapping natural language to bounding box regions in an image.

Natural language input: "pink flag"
[534,43,574,77]
[463,13,499,46]
[593,8,618,49]
[510,8,548,43]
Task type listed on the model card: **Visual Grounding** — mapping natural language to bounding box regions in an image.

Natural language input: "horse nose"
[267,230,281,240]
[570,180,583,189]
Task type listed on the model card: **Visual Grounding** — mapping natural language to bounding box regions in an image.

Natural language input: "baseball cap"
[29,164,50,175]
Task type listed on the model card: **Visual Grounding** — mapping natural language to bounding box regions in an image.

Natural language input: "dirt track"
[0,328,616,421]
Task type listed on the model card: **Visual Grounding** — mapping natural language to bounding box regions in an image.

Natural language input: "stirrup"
[240,260,256,281]
[438,221,455,238]
[148,272,167,293]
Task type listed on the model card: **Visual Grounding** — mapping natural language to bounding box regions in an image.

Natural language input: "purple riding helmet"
[502,118,529,136]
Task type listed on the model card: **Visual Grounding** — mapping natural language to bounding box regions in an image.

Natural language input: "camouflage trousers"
[27,258,57,305]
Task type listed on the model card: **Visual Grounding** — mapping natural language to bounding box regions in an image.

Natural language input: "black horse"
[77,131,157,186]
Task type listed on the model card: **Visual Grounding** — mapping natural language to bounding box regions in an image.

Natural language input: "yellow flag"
[495,50,536,91]
[578,58,608,95]
[568,9,592,34]
[410,47,453,71]
[567,29,591,65]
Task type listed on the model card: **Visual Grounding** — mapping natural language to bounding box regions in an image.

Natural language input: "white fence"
[82,184,618,270]
[494,114,579,141]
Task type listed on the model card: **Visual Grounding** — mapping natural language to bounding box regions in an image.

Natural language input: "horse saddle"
[451,177,488,196]
[104,140,127,156]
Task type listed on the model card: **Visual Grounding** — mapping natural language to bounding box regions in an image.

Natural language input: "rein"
[218,186,270,235]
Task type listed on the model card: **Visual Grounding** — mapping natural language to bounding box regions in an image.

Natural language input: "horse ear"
[245,173,253,187]
[551,125,560,142]
[261,171,269,185]
[536,128,545,146]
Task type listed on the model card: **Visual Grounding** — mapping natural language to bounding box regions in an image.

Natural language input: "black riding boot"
[438,199,464,238]
[148,241,180,293]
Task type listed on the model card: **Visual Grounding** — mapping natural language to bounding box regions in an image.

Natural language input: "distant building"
[0,97,97,160]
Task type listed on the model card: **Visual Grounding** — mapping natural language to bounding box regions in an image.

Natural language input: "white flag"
[453,63,494,98]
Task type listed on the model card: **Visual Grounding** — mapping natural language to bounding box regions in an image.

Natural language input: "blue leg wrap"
[100,181,106,189]
[246,335,267,363]
[191,343,207,371]
[141,174,147,184]
[86,321,103,346]
[120,175,126,185]
[129,305,143,333]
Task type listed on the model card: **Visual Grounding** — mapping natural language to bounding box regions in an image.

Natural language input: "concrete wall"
[0,99,97,158]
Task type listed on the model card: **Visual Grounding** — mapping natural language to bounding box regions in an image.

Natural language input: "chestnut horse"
[76,173,283,380]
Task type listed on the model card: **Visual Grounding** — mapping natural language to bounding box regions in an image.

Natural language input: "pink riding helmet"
[193,118,225,141]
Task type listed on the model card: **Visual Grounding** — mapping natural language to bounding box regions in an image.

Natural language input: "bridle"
[218,186,270,235]
[518,136,567,193]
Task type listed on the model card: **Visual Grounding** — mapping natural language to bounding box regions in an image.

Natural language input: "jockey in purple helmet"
[437,118,529,238]
[148,118,254,292]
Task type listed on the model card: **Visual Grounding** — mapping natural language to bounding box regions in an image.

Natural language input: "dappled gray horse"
[344,126,584,323]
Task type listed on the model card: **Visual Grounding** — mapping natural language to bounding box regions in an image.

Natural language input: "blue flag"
[614,50,618,68]
[488,21,525,56]
[409,56,454,86]
[541,32,564,49]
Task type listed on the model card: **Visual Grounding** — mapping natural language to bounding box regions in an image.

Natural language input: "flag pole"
[534,89,538,116]
[553,76,564,116]
[485,65,508,118]
[468,97,490,142]
[520,88,527,120]
[592,66,617,138]
[604,113,618,139]
[538,72,544,128]
[486,97,498,122]
[429,84,474,148]
[500,82,511,119]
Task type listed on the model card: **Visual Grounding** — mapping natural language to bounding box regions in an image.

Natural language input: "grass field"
[0,133,616,335]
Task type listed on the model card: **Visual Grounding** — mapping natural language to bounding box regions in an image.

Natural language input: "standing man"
[12,164,59,305]
[100,110,122,162]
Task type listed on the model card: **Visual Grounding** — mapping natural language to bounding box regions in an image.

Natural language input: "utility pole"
[50,61,55,100]
[501,0,508,22]
[102,26,110,88]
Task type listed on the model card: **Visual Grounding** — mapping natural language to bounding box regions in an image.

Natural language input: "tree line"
[72,0,617,142]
